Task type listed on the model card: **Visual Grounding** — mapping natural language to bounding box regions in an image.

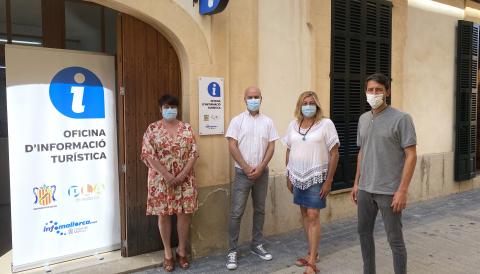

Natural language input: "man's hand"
[247,165,264,180]
[351,183,359,205]
[242,165,254,177]
[391,190,407,213]
[320,179,333,198]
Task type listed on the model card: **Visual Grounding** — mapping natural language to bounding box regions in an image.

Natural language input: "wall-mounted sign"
[5,45,120,272]
[199,0,229,15]
[198,77,224,135]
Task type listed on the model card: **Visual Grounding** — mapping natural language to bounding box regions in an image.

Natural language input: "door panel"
[117,14,181,257]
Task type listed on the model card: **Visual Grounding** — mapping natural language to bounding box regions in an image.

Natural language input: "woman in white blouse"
[283,91,340,274]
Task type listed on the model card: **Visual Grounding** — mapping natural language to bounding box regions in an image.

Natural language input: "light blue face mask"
[246,98,261,112]
[162,107,178,121]
[301,105,317,118]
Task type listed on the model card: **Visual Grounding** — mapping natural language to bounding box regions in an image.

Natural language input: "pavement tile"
[134,188,480,274]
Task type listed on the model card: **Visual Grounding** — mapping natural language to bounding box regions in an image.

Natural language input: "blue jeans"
[293,183,326,209]
[228,167,268,252]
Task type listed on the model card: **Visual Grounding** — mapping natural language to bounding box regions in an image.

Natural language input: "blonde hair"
[294,91,323,123]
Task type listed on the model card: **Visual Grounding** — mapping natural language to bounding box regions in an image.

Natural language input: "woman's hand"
[320,179,333,198]
[164,172,177,187]
[173,170,188,186]
[286,177,293,193]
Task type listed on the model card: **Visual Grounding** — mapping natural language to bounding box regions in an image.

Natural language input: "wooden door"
[117,14,181,257]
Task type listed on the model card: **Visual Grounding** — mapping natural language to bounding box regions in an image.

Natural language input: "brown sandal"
[295,252,319,267]
[176,251,190,269]
[163,256,175,272]
[303,262,319,274]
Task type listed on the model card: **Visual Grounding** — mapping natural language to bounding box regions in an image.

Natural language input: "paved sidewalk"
[136,188,480,274]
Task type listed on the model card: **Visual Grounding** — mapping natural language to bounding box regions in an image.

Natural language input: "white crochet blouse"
[282,118,340,190]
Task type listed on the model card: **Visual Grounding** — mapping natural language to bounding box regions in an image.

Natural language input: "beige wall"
[404,0,463,155]
[403,0,480,155]
[258,0,315,174]
[86,0,480,258]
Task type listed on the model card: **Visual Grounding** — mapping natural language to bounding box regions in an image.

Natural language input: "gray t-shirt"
[357,106,416,195]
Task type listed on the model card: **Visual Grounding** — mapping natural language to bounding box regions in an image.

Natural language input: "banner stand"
[6,45,120,272]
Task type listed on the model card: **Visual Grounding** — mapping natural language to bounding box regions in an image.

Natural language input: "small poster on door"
[198,77,224,135]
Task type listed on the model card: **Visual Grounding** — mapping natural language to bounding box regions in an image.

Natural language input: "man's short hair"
[365,73,391,90]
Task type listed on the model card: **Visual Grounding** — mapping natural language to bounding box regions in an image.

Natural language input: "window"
[104,7,117,55]
[455,20,478,181]
[11,0,43,46]
[0,0,6,43]
[0,46,6,138]
[330,0,392,190]
[65,1,102,52]
[65,0,117,53]
[0,0,117,138]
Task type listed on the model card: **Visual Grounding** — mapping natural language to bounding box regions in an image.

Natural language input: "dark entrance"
[116,14,182,256]
[0,0,182,258]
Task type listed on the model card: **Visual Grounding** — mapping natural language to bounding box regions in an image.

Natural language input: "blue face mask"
[162,107,178,121]
[301,105,317,118]
[246,98,261,112]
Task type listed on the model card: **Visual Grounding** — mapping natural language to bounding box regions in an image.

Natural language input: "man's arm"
[391,145,417,212]
[249,141,275,180]
[351,149,362,204]
[227,137,253,175]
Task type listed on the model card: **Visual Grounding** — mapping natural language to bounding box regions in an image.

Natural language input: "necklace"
[298,118,314,141]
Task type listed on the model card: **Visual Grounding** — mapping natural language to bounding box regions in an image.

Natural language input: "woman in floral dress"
[141,95,199,272]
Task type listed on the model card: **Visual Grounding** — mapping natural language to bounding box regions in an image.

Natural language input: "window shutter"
[455,20,478,181]
[330,0,392,190]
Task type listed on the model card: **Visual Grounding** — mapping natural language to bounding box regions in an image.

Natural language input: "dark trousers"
[228,167,268,252]
[357,190,407,274]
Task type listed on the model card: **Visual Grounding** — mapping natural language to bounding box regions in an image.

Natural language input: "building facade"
[1,0,480,262]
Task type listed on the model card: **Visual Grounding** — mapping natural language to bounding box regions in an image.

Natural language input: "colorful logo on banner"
[207,82,221,97]
[199,0,229,15]
[43,219,98,236]
[68,183,105,201]
[33,185,57,210]
[49,66,105,119]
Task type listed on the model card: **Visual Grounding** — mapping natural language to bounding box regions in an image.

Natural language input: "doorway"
[0,0,183,258]
[116,14,182,257]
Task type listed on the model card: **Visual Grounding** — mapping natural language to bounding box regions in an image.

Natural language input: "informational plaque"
[198,77,224,135]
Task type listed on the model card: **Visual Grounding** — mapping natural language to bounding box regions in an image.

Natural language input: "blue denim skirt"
[293,183,326,209]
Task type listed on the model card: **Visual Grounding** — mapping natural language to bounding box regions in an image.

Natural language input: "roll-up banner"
[5,45,120,272]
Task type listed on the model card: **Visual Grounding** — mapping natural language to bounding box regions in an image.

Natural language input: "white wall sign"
[5,45,120,272]
[198,77,224,135]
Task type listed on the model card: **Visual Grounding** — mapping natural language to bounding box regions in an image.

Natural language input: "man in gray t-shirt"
[351,73,417,274]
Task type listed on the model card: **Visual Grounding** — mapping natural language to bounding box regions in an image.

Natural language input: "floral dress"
[141,120,198,216]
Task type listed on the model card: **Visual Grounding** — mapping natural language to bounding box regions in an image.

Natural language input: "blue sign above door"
[199,0,229,15]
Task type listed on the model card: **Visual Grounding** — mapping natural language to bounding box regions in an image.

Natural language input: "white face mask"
[366,94,384,109]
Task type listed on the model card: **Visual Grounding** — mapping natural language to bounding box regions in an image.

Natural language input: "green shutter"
[455,20,478,181]
[330,0,392,190]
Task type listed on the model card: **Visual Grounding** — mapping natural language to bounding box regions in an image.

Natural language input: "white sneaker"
[250,244,273,261]
[226,251,238,270]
